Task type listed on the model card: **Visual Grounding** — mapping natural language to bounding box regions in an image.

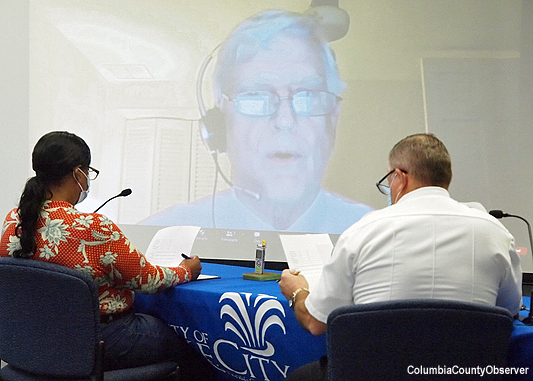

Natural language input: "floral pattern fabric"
[0,200,190,315]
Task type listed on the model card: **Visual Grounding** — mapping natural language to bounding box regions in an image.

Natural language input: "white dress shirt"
[306,187,522,322]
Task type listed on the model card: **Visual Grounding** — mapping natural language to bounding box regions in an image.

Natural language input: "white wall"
[0,1,30,216]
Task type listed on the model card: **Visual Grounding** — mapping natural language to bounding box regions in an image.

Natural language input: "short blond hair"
[389,133,452,188]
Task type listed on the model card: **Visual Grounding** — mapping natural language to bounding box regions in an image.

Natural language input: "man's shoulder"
[342,195,509,236]
[291,190,374,234]
[318,190,374,213]
[141,197,214,226]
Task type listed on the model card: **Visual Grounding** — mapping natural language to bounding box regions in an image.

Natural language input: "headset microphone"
[195,1,351,155]
[195,44,260,204]
[233,186,261,201]
[211,152,260,201]
[195,2,350,225]
[196,44,225,155]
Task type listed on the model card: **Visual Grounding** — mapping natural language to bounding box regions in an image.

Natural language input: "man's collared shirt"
[306,187,522,322]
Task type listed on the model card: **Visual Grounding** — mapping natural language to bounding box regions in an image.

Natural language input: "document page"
[145,226,219,280]
[279,234,333,292]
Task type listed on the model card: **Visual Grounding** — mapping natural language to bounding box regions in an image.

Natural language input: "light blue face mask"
[387,172,397,206]
[73,168,90,204]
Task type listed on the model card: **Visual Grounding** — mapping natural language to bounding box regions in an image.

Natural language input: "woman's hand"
[181,256,202,280]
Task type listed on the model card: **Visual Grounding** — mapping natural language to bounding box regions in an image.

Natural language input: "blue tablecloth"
[134,263,533,381]
[510,296,533,381]
[133,263,326,381]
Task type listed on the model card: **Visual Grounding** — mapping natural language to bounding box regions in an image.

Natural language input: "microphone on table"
[489,210,533,323]
[94,188,132,213]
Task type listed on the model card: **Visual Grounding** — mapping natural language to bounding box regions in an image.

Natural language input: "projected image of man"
[143,10,373,233]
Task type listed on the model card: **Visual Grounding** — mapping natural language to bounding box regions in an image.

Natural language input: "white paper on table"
[279,234,333,292]
[144,226,219,280]
[145,226,201,267]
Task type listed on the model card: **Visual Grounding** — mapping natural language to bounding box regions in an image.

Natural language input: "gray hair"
[213,9,345,104]
[389,133,452,188]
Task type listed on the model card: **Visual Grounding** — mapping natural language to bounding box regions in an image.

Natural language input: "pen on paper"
[181,253,191,260]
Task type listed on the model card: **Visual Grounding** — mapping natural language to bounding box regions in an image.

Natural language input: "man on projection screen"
[143,10,373,233]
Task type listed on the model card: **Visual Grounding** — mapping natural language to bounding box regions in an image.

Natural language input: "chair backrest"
[326,299,514,381]
[0,256,101,379]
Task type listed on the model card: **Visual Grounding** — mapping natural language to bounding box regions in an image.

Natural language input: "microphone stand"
[94,196,120,214]
[513,215,533,325]
[509,214,533,261]
[94,189,132,213]
[491,211,533,324]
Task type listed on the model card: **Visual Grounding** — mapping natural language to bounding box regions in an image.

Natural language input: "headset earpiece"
[196,3,349,155]
[199,107,226,154]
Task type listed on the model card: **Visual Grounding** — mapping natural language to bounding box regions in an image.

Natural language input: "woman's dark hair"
[13,131,91,258]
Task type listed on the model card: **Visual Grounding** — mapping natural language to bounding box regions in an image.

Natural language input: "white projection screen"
[2,1,532,268]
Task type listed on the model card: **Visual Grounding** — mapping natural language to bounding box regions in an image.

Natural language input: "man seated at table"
[278,133,522,380]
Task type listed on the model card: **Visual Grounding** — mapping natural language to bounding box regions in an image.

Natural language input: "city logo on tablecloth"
[219,292,286,357]
[170,291,291,381]
[213,291,290,380]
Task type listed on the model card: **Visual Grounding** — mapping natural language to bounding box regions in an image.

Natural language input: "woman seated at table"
[0,131,216,380]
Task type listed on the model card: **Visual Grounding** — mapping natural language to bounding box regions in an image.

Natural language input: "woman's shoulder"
[44,201,121,235]
[1,208,19,243]
[3,207,19,222]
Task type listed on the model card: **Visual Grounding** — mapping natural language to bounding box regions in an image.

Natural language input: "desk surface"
[134,262,326,381]
[135,263,533,381]
[520,296,531,319]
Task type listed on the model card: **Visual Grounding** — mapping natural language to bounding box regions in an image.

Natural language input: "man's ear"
[397,168,418,195]
[396,168,408,185]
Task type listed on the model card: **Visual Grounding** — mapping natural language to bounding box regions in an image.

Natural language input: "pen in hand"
[180,253,202,281]
[276,270,300,282]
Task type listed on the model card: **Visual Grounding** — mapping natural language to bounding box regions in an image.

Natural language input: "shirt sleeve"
[305,231,357,323]
[0,209,20,256]
[88,215,191,294]
[495,237,523,316]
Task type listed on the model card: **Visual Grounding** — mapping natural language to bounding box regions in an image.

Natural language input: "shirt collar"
[397,186,450,204]
[44,200,75,208]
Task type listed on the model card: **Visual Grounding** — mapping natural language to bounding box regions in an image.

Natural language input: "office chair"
[326,299,514,381]
[0,256,179,381]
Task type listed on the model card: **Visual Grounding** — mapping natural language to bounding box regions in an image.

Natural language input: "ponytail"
[13,176,50,258]
[12,131,91,258]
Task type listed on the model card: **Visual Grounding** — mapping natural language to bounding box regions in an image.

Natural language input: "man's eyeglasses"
[376,169,402,195]
[88,166,99,181]
[223,90,342,117]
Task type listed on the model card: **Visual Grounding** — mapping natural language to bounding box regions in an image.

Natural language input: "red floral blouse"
[0,200,191,316]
